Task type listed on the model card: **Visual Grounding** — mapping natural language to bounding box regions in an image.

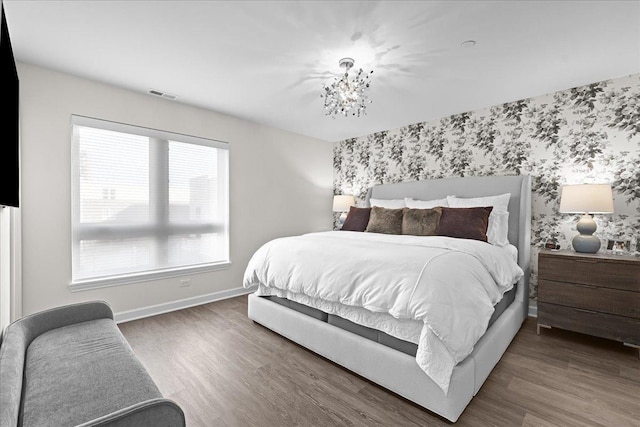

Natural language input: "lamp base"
[572,234,601,253]
[571,213,601,253]
[337,212,347,229]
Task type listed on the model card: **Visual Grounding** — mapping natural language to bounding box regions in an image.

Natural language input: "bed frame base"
[248,293,525,422]
[248,174,532,422]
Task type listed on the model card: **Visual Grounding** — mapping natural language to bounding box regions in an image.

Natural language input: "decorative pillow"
[341,206,371,232]
[488,211,510,246]
[369,198,406,209]
[436,207,493,242]
[405,197,449,209]
[446,193,510,246]
[365,207,405,234]
[402,208,442,236]
[446,193,510,211]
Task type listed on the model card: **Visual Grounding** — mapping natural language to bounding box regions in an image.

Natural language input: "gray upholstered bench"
[0,301,185,427]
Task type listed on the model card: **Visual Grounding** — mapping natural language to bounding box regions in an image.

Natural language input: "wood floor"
[118,296,640,427]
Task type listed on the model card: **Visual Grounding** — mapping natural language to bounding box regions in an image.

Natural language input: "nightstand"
[537,249,640,357]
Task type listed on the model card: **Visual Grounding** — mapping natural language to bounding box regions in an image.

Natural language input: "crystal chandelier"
[321,57,373,118]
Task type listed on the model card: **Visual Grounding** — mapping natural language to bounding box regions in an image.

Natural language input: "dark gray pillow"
[402,207,442,236]
[437,206,493,242]
[341,206,371,232]
[365,207,405,234]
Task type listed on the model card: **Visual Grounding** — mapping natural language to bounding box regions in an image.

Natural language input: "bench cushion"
[22,319,162,427]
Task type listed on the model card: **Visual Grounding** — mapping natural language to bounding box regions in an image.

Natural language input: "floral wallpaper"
[333,73,640,299]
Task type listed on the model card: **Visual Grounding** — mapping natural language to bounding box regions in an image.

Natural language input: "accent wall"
[333,73,640,298]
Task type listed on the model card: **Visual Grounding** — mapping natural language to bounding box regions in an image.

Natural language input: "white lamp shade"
[332,195,355,212]
[559,184,614,214]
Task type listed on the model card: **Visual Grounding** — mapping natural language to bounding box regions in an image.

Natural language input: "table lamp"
[559,184,614,253]
[333,195,355,228]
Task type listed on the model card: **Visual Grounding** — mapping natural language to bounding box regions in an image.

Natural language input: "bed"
[243,175,531,422]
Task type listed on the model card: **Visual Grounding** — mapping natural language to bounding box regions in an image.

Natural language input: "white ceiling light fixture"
[321,57,373,118]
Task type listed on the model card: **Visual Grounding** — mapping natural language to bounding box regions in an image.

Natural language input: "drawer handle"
[573,259,597,264]
[574,308,598,314]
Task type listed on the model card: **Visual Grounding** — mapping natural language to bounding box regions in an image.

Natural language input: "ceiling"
[4,1,640,142]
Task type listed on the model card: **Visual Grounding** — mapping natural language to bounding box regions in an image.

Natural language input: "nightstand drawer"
[538,254,640,292]
[538,302,640,345]
[538,280,640,319]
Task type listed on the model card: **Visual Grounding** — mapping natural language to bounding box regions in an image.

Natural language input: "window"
[71,116,229,289]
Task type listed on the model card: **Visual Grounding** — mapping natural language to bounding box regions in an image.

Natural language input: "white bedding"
[243,231,523,394]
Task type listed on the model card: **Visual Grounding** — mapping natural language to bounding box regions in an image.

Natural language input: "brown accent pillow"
[341,206,371,232]
[436,207,493,242]
[402,207,442,236]
[365,207,405,234]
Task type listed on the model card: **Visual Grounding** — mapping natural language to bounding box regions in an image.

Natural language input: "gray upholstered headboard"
[365,175,532,319]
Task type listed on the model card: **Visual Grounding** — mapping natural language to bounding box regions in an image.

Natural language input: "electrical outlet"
[179,279,191,288]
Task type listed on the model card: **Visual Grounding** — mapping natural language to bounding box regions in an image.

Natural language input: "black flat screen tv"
[1,1,19,207]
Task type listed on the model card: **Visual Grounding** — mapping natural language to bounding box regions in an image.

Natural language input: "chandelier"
[321,57,373,118]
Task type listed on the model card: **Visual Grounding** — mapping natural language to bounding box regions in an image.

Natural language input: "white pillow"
[405,197,449,209]
[447,193,511,246]
[447,193,510,212]
[487,211,510,247]
[369,198,406,209]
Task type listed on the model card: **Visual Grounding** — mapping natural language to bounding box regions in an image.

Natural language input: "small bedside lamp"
[333,195,355,228]
[559,184,614,253]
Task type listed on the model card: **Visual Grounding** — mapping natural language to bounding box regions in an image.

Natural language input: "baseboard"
[114,286,256,323]
[528,301,537,318]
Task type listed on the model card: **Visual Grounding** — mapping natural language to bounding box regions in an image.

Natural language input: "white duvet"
[243,231,523,394]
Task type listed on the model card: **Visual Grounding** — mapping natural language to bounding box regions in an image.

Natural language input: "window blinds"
[71,115,229,286]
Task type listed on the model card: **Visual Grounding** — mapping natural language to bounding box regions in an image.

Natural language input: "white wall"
[18,62,333,317]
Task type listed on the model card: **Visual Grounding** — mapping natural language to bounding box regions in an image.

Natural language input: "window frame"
[70,115,230,291]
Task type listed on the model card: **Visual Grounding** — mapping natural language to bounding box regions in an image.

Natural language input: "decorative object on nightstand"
[537,249,640,358]
[558,184,614,253]
[606,238,631,255]
[544,240,560,251]
[333,195,355,228]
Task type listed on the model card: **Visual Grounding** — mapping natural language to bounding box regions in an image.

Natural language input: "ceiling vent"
[147,89,177,100]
